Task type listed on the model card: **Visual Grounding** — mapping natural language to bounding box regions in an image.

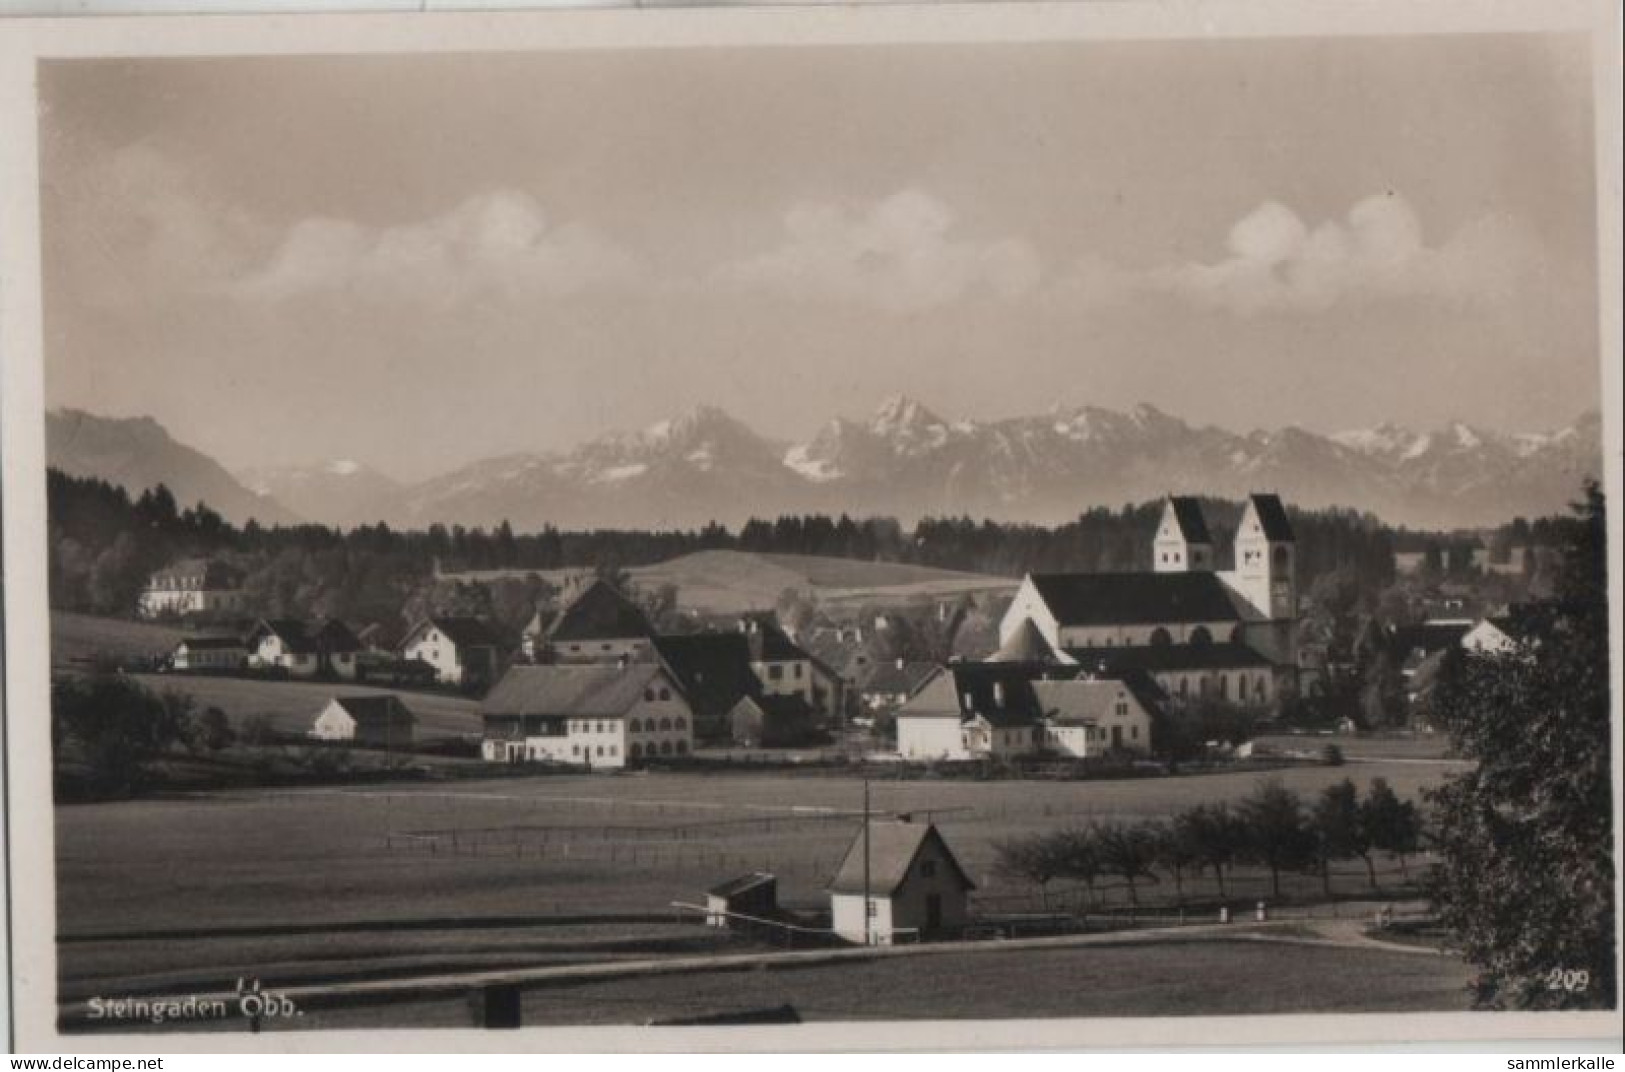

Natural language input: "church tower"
[1230,493,1296,620]
[1153,496,1214,573]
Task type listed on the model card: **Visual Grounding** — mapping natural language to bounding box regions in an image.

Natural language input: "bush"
[1321,743,1345,767]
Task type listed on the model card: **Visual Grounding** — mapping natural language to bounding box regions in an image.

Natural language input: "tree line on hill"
[992,777,1424,908]
[48,470,1397,626]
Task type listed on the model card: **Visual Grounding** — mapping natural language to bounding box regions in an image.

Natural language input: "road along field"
[57,759,1454,1021]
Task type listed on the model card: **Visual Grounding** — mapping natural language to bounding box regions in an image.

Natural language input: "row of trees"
[49,469,1400,625]
[993,778,1424,908]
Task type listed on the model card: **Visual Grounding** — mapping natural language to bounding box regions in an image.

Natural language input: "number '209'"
[1545,968,1589,992]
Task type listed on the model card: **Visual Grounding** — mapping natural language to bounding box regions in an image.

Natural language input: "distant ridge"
[47,402,1602,532]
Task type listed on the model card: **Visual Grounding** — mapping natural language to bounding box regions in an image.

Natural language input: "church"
[995,493,1299,709]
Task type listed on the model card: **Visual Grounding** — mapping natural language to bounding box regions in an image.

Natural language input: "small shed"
[310,695,417,749]
[828,821,975,945]
[704,872,778,928]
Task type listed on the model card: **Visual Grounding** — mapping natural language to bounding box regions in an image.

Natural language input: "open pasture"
[126,673,482,741]
[57,761,1449,1008]
[50,612,185,669]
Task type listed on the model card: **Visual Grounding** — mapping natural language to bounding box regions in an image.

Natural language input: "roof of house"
[1168,496,1213,544]
[405,616,503,649]
[897,662,1051,728]
[987,618,1059,664]
[480,662,668,719]
[546,580,655,643]
[176,635,246,651]
[739,615,810,662]
[653,633,761,715]
[828,822,975,896]
[1029,571,1243,627]
[1030,678,1146,725]
[756,693,818,721]
[707,871,777,899]
[1248,493,1294,542]
[149,557,244,587]
[1389,621,1473,658]
[862,659,939,697]
[1062,641,1274,673]
[325,695,416,726]
[251,618,362,655]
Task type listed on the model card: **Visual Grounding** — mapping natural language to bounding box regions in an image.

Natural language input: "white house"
[535,580,658,664]
[739,615,846,727]
[828,821,975,944]
[168,635,247,672]
[309,695,416,748]
[245,618,362,679]
[137,559,246,619]
[479,662,694,769]
[895,663,1158,761]
[398,616,505,686]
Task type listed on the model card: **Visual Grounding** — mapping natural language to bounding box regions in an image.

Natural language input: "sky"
[39,32,1601,482]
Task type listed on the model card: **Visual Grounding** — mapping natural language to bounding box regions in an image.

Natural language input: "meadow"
[56,760,1454,1021]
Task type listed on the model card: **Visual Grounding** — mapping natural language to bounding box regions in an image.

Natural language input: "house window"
[675,717,686,731]
[1115,701,1128,717]
[601,643,612,652]
[609,745,617,757]
[571,744,579,755]
[659,688,671,701]
[1132,726,1140,740]
[794,664,804,679]
[644,688,655,701]
[596,745,605,757]
[769,665,783,681]
[659,717,672,731]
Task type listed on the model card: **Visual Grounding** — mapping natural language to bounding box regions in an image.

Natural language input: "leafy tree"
[1362,777,1422,879]
[1055,826,1106,907]
[1156,814,1204,905]
[1239,779,1317,899]
[992,833,1069,908]
[1187,802,1245,899]
[197,707,236,752]
[52,675,197,796]
[1096,821,1160,907]
[1424,483,1614,1009]
[1311,779,1369,894]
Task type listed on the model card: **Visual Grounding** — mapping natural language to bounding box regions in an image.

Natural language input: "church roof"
[988,618,1061,663]
[1063,641,1275,672]
[1249,494,1295,542]
[1029,571,1242,627]
[1168,497,1213,544]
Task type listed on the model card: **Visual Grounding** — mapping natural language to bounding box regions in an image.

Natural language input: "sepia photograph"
[1,0,1620,1053]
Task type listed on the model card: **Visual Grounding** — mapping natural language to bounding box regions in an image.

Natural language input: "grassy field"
[1252,732,1459,762]
[126,673,482,741]
[442,549,1017,615]
[56,761,1449,1019]
[50,612,186,669]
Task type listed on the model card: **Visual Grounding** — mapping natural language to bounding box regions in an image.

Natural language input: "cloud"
[715,189,1042,313]
[235,189,641,304]
[1142,193,1529,314]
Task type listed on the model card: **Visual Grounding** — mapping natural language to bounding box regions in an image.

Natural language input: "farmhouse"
[998,493,1299,709]
[167,635,246,672]
[1461,605,1547,655]
[859,658,938,711]
[245,618,363,679]
[651,632,762,743]
[828,821,975,944]
[537,580,656,664]
[309,695,416,748]
[137,558,246,619]
[894,662,1155,761]
[739,614,847,729]
[479,662,693,769]
[398,615,505,686]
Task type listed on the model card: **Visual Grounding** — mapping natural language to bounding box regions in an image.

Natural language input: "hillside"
[445,550,1018,615]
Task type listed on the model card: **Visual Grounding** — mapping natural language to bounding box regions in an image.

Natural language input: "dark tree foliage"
[1424,482,1615,1010]
[1238,780,1318,898]
[48,469,1399,624]
[52,674,197,797]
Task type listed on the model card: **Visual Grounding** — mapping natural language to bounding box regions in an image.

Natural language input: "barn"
[309,695,417,749]
[828,821,974,945]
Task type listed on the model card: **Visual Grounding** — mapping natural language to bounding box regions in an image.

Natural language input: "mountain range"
[46,401,1602,532]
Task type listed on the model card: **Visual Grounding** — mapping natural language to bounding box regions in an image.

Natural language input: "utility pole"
[862,778,872,946]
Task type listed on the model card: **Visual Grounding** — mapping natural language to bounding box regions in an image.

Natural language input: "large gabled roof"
[988,618,1059,664]
[251,618,362,655]
[327,694,416,726]
[1247,493,1294,542]
[828,822,975,896]
[479,663,667,719]
[1029,571,1243,627]
[652,632,761,715]
[861,659,939,697]
[547,580,655,642]
[1030,677,1145,725]
[404,616,504,650]
[1167,497,1213,544]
